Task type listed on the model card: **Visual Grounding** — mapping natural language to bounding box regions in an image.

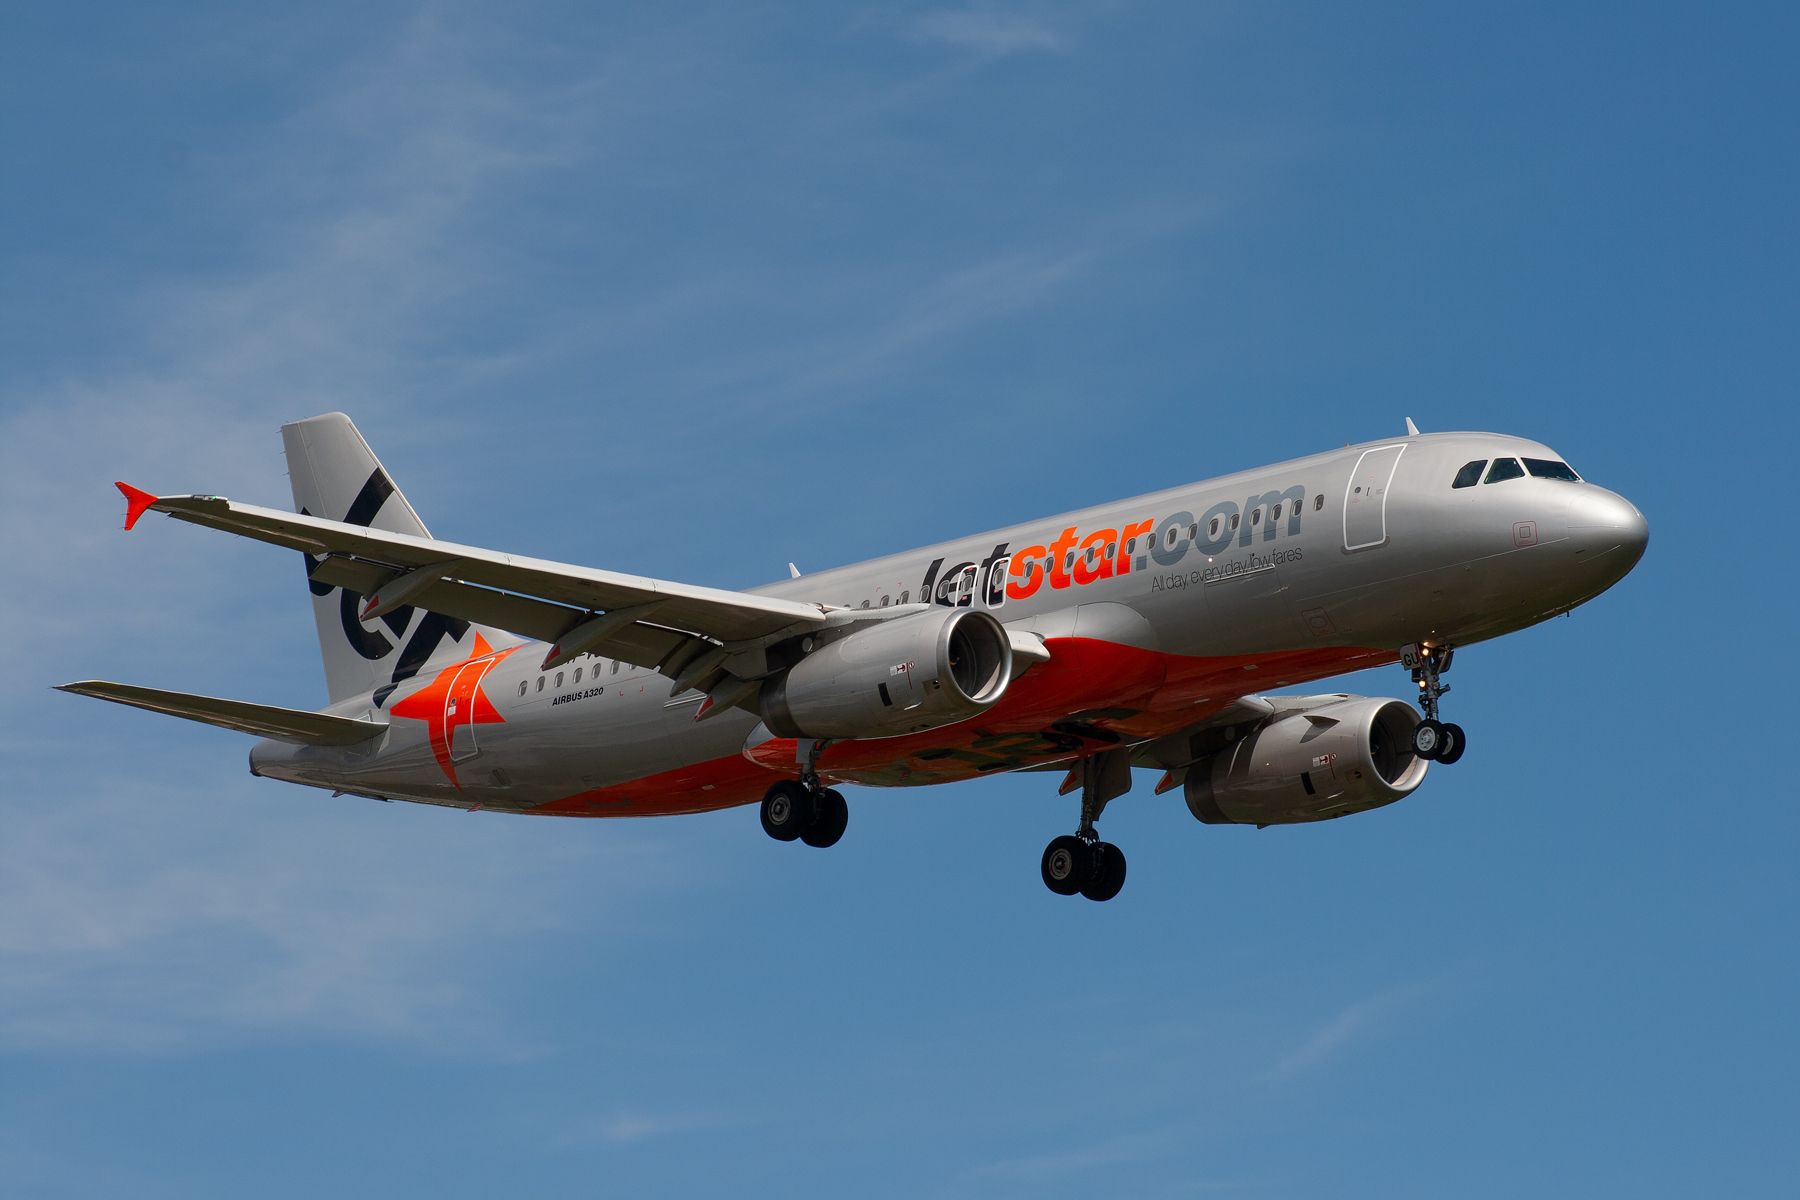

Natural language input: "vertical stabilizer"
[282,413,476,706]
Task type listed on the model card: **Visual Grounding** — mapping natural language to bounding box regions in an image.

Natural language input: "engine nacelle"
[760,607,1012,740]
[1185,697,1428,826]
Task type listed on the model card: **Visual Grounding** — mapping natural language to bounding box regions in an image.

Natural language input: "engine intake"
[761,607,1012,740]
[1185,697,1428,826]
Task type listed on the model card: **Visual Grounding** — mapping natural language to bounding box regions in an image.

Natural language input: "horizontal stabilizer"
[56,681,386,746]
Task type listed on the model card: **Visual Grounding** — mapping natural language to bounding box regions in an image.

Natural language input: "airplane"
[60,413,1647,901]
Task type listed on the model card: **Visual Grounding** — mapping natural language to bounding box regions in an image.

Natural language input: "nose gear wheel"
[1406,643,1468,764]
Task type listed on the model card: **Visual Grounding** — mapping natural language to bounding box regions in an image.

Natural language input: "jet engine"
[1184,697,1429,826]
[760,607,1012,740]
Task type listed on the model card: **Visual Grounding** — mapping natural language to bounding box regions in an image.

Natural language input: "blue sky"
[2,2,1796,1196]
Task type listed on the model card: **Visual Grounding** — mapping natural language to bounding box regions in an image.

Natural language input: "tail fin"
[282,413,477,707]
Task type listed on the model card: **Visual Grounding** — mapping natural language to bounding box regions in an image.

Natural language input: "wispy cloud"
[1261,978,1437,1084]
[915,10,1069,56]
[0,770,687,1053]
[680,239,1108,412]
[567,202,1201,424]
[973,1114,1264,1191]
[586,1108,745,1146]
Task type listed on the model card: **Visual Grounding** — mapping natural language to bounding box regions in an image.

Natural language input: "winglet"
[116,482,160,531]
[1405,417,1421,436]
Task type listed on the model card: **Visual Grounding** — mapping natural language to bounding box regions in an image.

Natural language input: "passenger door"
[1343,444,1407,551]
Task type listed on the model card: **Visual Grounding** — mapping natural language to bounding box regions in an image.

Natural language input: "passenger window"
[1452,460,1487,489]
[1484,458,1525,484]
[518,681,527,697]
[611,661,620,675]
[1187,524,1197,539]
[899,591,909,604]
[1208,517,1220,537]
[1105,542,1116,558]
[1230,514,1240,530]
[555,671,564,687]
[880,595,890,607]
[1524,458,1581,481]
[1313,494,1323,511]
[1251,507,1261,525]
[1126,537,1136,554]
[1165,528,1177,546]
[573,667,582,682]
[536,676,545,691]
[1271,503,1282,521]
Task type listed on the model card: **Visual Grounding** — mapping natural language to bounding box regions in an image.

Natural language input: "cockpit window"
[1524,458,1581,482]
[1452,460,1487,489]
[1484,458,1525,484]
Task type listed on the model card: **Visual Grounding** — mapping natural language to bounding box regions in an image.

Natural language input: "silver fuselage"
[250,431,1646,813]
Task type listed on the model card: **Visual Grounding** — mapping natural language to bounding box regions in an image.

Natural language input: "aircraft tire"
[1436,723,1466,765]
[801,788,849,848]
[1080,842,1127,902]
[1412,718,1447,760]
[1041,835,1094,896]
[760,780,814,842]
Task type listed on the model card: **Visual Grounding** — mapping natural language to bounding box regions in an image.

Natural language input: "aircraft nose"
[1567,485,1649,573]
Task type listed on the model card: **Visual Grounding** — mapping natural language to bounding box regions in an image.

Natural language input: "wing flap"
[57,681,386,746]
[408,578,691,666]
[404,579,578,643]
[306,555,390,593]
[302,556,697,670]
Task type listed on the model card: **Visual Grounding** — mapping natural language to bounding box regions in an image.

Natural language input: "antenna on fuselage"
[1405,417,1421,436]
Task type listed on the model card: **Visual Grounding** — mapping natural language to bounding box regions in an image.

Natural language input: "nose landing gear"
[1403,643,1466,764]
[1040,748,1130,901]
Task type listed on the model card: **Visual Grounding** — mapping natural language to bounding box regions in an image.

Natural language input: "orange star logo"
[389,633,519,787]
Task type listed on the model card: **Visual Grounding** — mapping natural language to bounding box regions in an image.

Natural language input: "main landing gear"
[1041,749,1130,902]
[1405,642,1467,765]
[759,740,849,849]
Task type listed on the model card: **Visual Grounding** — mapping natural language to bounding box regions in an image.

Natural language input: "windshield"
[1524,458,1581,482]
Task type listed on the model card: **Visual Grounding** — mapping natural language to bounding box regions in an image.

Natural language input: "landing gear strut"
[759,738,849,848]
[1040,749,1129,902]
[1404,643,1466,764]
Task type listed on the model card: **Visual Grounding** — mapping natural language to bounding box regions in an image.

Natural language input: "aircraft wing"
[56,681,386,746]
[117,486,827,680]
